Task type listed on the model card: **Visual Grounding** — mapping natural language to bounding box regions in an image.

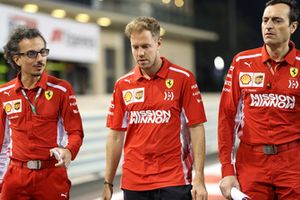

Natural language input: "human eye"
[40,48,49,56]
[262,17,269,23]
[26,50,38,58]
[275,19,282,23]
[142,44,150,49]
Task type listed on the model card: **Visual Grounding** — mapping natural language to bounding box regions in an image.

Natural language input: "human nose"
[35,52,45,61]
[265,20,274,29]
[137,48,145,57]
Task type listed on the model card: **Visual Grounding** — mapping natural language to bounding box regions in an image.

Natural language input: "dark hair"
[3,26,47,70]
[266,0,299,24]
[124,16,161,40]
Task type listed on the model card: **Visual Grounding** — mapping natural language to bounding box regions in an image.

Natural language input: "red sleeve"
[106,81,127,131]
[218,56,241,177]
[61,82,84,160]
[181,72,207,126]
[0,97,10,182]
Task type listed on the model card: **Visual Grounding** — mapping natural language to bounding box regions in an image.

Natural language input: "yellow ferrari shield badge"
[165,79,174,89]
[290,67,298,78]
[45,90,53,100]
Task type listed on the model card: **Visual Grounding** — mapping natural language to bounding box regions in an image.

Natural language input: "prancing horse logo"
[45,90,53,100]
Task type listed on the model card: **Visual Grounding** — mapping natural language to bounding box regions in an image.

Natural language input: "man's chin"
[264,38,277,46]
[31,72,43,77]
[139,64,149,69]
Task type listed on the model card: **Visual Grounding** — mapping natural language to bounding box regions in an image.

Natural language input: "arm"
[0,100,10,192]
[190,123,207,200]
[55,82,84,167]
[49,81,83,168]
[102,129,125,200]
[218,59,241,198]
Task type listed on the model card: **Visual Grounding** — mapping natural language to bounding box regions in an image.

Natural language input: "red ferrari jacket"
[218,42,300,177]
[0,71,84,179]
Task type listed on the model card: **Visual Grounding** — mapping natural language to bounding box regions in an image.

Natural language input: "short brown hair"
[266,0,299,24]
[124,16,160,40]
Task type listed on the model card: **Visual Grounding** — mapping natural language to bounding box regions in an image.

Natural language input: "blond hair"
[125,16,160,40]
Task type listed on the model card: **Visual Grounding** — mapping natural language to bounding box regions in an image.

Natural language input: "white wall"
[160,38,195,72]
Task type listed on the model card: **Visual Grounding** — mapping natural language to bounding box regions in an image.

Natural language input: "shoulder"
[162,57,194,79]
[46,75,72,93]
[168,64,194,78]
[233,47,262,63]
[295,48,300,60]
[115,70,135,85]
[0,79,16,93]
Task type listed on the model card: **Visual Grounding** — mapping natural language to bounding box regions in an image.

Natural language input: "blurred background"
[0,0,299,199]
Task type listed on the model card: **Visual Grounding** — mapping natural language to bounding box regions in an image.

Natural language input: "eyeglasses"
[16,48,50,58]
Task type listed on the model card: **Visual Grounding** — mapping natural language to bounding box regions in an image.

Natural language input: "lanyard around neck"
[21,87,42,115]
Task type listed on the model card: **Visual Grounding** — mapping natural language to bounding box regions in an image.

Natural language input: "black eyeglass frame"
[16,48,50,58]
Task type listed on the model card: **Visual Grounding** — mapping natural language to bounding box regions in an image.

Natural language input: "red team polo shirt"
[0,71,83,179]
[107,57,206,191]
[219,42,300,177]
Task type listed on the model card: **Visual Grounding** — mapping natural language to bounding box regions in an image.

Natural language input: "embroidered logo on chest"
[45,90,53,100]
[122,88,145,105]
[239,72,265,88]
[165,79,174,89]
[164,91,174,101]
[288,79,299,89]
[290,67,298,78]
[3,99,22,115]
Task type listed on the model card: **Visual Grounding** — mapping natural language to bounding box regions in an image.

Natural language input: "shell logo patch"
[124,91,133,103]
[5,103,12,113]
[290,67,298,78]
[3,99,22,115]
[240,74,252,85]
[122,88,145,105]
[165,79,174,89]
[45,90,53,100]
[239,72,265,88]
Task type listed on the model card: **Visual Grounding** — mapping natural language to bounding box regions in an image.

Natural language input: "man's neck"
[266,43,290,62]
[21,74,41,89]
[140,58,163,79]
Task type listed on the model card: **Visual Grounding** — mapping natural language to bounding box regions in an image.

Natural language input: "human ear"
[290,21,298,34]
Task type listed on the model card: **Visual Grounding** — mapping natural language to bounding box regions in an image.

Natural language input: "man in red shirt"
[218,0,300,199]
[102,16,207,200]
[0,27,84,199]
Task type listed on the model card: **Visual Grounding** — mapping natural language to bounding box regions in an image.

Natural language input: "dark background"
[194,0,300,91]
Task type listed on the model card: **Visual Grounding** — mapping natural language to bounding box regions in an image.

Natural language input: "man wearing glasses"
[0,27,84,199]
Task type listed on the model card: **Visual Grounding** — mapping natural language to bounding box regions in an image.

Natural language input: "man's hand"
[49,147,72,168]
[219,175,240,199]
[102,183,113,200]
[191,178,208,200]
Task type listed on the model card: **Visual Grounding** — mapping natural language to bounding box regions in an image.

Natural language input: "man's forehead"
[263,3,290,18]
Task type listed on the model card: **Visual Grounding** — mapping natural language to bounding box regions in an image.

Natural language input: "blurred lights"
[51,9,66,18]
[160,27,166,36]
[162,0,171,4]
[214,56,225,70]
[97,17,112,27]
[23,4,38,13]
[75,13,90,23]
[174,0,184,7]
